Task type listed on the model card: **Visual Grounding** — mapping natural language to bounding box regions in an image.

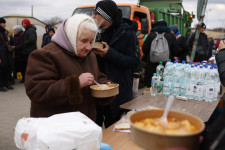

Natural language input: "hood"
[51,20,74,54]
[52,14,97,55]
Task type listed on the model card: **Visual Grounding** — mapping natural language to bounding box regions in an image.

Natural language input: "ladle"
[158,95,175,127]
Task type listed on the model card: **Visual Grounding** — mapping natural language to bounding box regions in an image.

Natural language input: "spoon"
[94,80,108,88]
[158,95,175,127]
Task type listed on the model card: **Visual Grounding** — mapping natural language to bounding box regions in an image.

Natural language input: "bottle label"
[206,87,214,98]
[196,82,204,97]
[186,84,193,96]
[173,83,180,92]
[152,79,157,84]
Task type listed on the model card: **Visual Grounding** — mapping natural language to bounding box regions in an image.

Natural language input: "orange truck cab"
[72,4,152,58]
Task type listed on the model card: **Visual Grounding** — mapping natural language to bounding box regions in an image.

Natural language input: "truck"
[72,0,194,58]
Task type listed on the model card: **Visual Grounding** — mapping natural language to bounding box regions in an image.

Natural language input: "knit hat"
[64,14,97,55]
[22,19,31,28]
[48,27,55,33]
[155,19,168,26]
[13,25,23,32]
[200,22,206,29]
[169,25,181,36]
[0,18,6,23]
[169,25,178,34]
[94,0,118,22]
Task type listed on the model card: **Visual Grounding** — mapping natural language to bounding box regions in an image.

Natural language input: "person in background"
[6,28,15,85]
[41,25,50,47]
[200,39,225,150]
[12,25,24,83]
[0,17,14,92]
[6,28,14,46]
[25,14,114,121]
[21,18,37,83]
[186,22,211,62]
[41,26,55,47]
[142,20,178,87]
[169,25,189,62]
[92,0,140,128]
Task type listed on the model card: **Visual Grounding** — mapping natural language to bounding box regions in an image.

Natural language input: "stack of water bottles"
[151,60,221,102]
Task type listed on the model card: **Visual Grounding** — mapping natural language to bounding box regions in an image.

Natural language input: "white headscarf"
[64,14,97,55]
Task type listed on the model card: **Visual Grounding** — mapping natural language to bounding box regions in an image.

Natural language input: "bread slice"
[115,123,130,130]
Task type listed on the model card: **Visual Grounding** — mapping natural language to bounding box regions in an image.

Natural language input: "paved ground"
[0,80,30,150]
[0,79,146,150]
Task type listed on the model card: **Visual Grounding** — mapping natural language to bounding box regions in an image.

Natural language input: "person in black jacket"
[41,26,55,48]
[187,22,211,62]
[0,18,14,91]
[92,0,140,128]
[200,40,225,150]
[21,18,37,83]
[142,20,179,87]
[169,25,189,62]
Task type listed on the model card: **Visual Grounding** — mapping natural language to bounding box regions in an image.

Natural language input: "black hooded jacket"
[95,10,140,118]
[0,27,9,67]
[22,24,37,55]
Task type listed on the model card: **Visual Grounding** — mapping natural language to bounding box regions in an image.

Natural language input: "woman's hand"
[92,42,109,57]
[79,73,94,88]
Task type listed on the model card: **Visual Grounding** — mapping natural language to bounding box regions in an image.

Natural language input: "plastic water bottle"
[151,73,158,96]
[156,61,164,79]
[172,63,181,96]
[132,73,140,99]
[180,64,189,99]
[213,66,220,100]
[186,65,195,99]
[165,59,171,68]
[156,62,164,94]
[163,63,172,95]
[205,67,215,102]
[195,66,204,101]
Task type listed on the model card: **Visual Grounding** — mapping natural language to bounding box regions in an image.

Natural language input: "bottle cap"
[153,73,157,76]
[133,72,140,78]
[159,62,163,64]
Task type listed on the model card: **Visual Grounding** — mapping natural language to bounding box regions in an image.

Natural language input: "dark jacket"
[187,32,210,62]
[0,27,9,68]
[41,34,52,48]
[142,27,179,87]
[216,48,225,86]
[12,31,24,61]
[200,104,225,150]
[22,24,37,55]
[175,35,189,62]
[96,22,140,118]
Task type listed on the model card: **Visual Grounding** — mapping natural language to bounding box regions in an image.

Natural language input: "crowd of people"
[0,17,56,92]
[1,0,225,149]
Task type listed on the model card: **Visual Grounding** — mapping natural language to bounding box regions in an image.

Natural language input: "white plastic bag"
[14,112,102,150]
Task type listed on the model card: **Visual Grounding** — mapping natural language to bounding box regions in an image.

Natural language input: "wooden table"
[102,93,221,149]
[102,122,143,150]
[121,93,221,122]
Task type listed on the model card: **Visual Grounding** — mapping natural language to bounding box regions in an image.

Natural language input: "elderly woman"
[25,14,113,121]
[12,25,24,82]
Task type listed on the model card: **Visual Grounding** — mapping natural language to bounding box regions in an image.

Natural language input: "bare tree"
[43,16,63,26]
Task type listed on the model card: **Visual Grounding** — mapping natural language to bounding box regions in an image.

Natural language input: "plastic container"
[151,73,157,96]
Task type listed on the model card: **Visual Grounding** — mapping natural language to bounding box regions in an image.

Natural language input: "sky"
[0,0,225,29]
